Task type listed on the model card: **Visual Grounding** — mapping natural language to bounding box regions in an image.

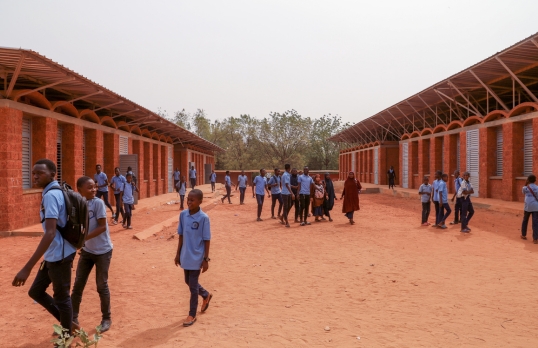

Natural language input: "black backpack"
[41,182,89,249]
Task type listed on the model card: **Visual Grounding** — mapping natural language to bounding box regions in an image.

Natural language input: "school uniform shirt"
[253,175,267,196]
[210,173,217,183]
[176,181,187,195]
[419,184,432,203]
[438,181,449,204]
[177,209,211,270]
[237,175,248,188]
[94,172,109,192]
[281,171,291,195]
[189,169,197,179]
[432,179,441,202]
[268,175,281,195]
[298,174,314,195]
[173,171,181,181]
[110,175,126,194]
[522,183,538,212]
[225,175,231,187]
[122,182,136,204]
[454,177,462,194]
[83,198,113,255]
[41,181,76,262]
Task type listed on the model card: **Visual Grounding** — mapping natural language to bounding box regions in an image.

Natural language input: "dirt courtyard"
[1,189,538,347]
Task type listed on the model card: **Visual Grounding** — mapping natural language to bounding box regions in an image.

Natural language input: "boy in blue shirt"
[459,171,475,233]
[110,167,126,226]
[121,173,139,229]
[175,189,212,327]
[235,170,248,205]
[297,166,314,226]
[176,175,187,210]
[418,176,432,226]
[94,164,115,218]
[431,170,442,227]
[280,164,295,227]
[268,168,283,219]
[210,170,217,193]
[221,171,234,204]
[71,176,114,333]
[252,169,271,221]
[189,166,197,189]
[450,170,462,225]
[12,159,79,336]
[437,173,452,229]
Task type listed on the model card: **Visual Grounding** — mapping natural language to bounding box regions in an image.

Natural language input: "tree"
[306,114,349,170]
[172,109,192,131]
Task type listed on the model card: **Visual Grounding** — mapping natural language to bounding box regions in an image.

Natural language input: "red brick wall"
[85,129,104,177]
[479,127,496,198]
[32,116,57,163]
[144,141,153,198]
[490,179,504,200]
[132,140,145,199]
[62,123,84,189]
[459,131,467,174]
[386,147,399,185]
[409,141,418,188]
[104,133,119,204]
[503,122,524,201]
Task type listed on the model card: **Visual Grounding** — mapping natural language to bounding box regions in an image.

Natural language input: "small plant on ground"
[51,324,103,348]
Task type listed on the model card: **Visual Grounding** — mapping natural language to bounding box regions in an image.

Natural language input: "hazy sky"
[3,1,538,125]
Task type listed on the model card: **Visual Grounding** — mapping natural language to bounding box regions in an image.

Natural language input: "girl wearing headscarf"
[323,173,337,222]
[341,171,362,224]
[310,174,327,222]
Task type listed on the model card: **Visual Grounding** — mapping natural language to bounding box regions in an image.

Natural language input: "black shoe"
[100,319,112,333]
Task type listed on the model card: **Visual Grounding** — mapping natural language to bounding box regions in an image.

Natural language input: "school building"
[332,32,538,202]
[0,47,223,232]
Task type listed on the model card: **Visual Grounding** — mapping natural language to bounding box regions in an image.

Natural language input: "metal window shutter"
[496,127,503,176]
[466,129,479,197]
[402,143,409,188]
[22,118,32,189]
[523,121,533,176]
[57,126,63,184]
[168,146,173,192]
[374,148,379,184]
[456,134,460,171]
[119,135,128,155]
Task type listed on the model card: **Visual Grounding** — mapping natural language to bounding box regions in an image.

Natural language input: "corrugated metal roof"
[0,47,224,152]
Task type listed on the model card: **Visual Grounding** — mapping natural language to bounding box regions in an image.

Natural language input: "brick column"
[153,143,161,195]
[534,118,538,176]
[32,116,57,163]
[444,134,458,193]
[144,141,153,197]
[132,140,145,199]
[431,136,443,179]
[503,122,524,201]
[104,133,119,203]
[0,108,23,231]
[479,127,496,198]
[459,131,467,175]
[62,124,84,189]
[85,129,104,177]
[409,141,418,189]
[418,139,428,183]
[161,145,167,194]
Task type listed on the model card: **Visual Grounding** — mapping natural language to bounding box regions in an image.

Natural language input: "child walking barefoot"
[174,189,213,327]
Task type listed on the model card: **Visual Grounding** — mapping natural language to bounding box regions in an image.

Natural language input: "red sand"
[1,190,538,347]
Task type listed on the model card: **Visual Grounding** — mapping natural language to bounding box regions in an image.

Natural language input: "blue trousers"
[184,269,209,318]
[522,211,538,240]
[437,202,451,225]
[461,197,474,230]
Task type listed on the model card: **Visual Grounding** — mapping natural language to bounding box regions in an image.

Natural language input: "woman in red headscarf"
[341,171,362,224]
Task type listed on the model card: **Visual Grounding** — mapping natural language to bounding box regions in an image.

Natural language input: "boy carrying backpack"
[12,159,88,337]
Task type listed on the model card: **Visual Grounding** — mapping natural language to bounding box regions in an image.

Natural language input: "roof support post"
[447,80,482,116]
[469,69,508,111]
[495,56,538,103]
[434,89,475,119]
[416,95,444,125]
[369,118,401,138]
[404,100,434,128]
[394,106,418,132]
[358,123,378,142]
[14,77,75,99]
[348,126,368,144]
[6,53,25,98]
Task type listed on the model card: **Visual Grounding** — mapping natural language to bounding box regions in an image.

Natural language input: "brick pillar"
[444,134,458,193]
[459,131,467,175]
[32,116,57,163]
[479,127,496,198]
[409,141,418,189]
[85,129,104,177]
[0,108,23,231]
[161,145,167,194]
[418,139,428,183]
[378,147,386,185]
[361,151,365,182]
[153,143,161,195]
[104,133,119,203]
[534,118,538,176]
[144,141,153,197]
[431,136,443,179]
[339,154,343,180]
[62,124,84,189]
[503,122,524,201]
[132,140,145,199]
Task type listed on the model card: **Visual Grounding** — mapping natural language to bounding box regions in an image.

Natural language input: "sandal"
[201,293,213,312]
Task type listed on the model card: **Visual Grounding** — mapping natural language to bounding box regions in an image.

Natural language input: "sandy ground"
[1,187,538,347]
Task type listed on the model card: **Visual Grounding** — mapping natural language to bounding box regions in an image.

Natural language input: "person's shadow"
[117,320,185,348]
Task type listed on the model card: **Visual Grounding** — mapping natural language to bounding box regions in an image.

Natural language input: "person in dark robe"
[341,171,362,225]
[323,173,337,222]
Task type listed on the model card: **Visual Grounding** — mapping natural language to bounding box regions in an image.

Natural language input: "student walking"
[12,159,79,336]
[280,164,295,227]
[311,175,327,222]
[459,171,475,234]
[268,168,283,219]
[387,166,396,189]
[341,171,362,224]
[71,176,113,333]
[189,166,197,189]
[297,167,314,226]
[450,170,463,225]
[176,175,187,210]
[210,170,217,193]
[173,168,181,193]
[290,168,300,223]
[94,164,115,218]
[418,176,432,226]
[221,171,234,204]
[122,173,139,229]
[437,173,452,229]
[252,169,271,221]
[521,174,538,242]
[110,167,126,226]
[323,173,337,222]
[432,171,442,227]
[174,189,213,327]
[236,170,248,205]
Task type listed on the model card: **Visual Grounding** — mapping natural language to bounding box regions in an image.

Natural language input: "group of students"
[418,169,475,233]
[219,165,363,226]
